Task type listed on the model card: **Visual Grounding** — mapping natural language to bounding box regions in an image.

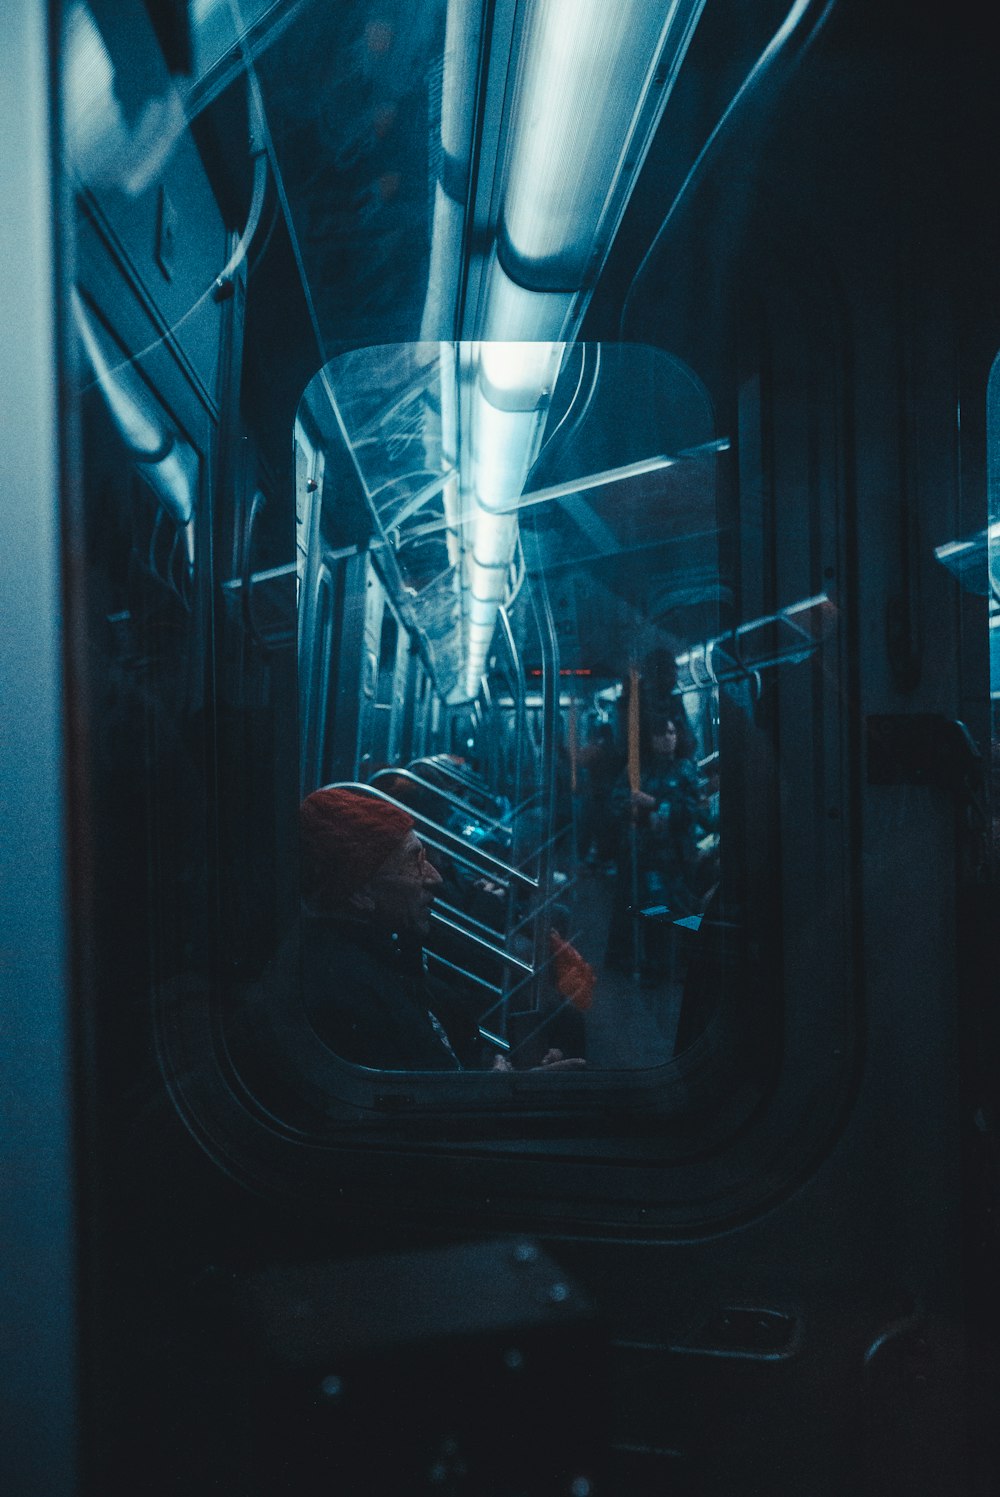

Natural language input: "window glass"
[276,341,833,1086]
[57,0,840,1141]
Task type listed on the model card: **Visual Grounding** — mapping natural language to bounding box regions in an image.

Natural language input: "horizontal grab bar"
[407,758,509,815]
[423,949,503,999]
[429,908,534,976]
[478,1026,511,1052]
[431,895,508,945]
[325,783,537,892]
[371,766,511,837]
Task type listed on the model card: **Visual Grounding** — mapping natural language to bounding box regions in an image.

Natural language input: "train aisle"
[570,864,678,1069]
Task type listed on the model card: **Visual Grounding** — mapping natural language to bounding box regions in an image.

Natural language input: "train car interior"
[4,0,1000,1493]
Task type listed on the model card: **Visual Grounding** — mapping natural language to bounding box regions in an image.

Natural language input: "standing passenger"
[605,713,703,984]
[578,723,625,870]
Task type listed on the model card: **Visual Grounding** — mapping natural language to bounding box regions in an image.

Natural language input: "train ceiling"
[257,0,742,699]
[81,0,830,694]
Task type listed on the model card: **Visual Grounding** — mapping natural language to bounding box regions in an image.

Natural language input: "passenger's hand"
[539,1048,585,1069]
[489,1050,585,1072]
[532,1054,586,1071]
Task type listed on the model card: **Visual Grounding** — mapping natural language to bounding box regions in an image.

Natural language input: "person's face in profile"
[358,830,443,933]
[650,720,678,757]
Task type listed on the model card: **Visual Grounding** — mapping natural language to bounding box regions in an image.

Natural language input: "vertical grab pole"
[497,605,526,1042]
[627,665,642,982]
[568,698,578,795]
[568,696,579,859]
[531,549,560,982]
[498,606,525,828]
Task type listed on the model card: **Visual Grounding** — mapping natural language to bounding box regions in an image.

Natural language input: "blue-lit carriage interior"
[60,0,847,1080]
[8,2,1000,1495]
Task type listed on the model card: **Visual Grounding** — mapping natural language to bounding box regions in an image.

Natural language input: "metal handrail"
[429,908,534,976]
[407,763,501,814]
[371,766,511,839]
[326,783,537,892]
[430,894,508,945]
[423,952,513,1049]
[425,949,503,998]
[417,761,542,827]
[407,757,509,817]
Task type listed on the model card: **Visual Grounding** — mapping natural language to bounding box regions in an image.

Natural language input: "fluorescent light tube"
[473,399,542,508]
[499,0,704,282]
[478,340,565,409]
[480,253,576,341]
[470,508,517,569]
[468,594,500,626]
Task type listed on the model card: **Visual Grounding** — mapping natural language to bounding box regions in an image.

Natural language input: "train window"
[222,335,839,1124]
[55,0,847,1163]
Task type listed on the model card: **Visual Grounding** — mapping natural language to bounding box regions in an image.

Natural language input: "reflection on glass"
[287,341,735,1077]
[498,0,706,278]
[257,338,839,1097]
[64,1,188,194]
[676,594,837,696]
[934,523,1000,600]
[987,355,1000,873]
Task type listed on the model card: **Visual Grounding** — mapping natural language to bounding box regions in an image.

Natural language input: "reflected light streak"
[478,341,565,408]
[460,351,562,696]
[64,2,187,195]
[500,0,697,274]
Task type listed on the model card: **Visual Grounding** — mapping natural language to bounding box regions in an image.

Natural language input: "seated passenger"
[297,787,584,1073]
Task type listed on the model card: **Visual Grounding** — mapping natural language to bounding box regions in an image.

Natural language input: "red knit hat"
[300,787,415,910]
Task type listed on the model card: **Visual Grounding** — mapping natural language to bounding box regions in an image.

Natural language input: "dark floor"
[562,862,683,1069]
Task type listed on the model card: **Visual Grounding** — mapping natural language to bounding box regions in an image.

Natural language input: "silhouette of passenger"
[605,711,704,983]
[577,723,625,868]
